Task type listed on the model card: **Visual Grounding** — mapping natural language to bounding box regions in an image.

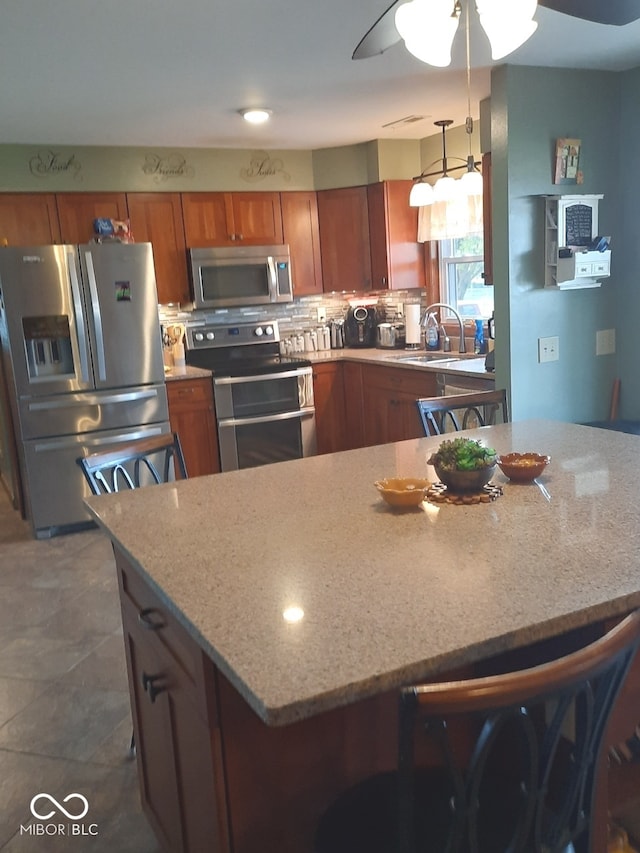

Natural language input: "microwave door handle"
[267,256,277,300]
[84,251,107,382]
[67,252,90,384]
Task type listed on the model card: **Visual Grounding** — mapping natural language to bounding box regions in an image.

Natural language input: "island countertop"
[85,420,640,727]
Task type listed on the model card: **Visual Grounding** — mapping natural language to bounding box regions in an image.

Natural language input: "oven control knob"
[206,332,215,340]
[254,327,264,337]
[265,326,274,336]
[194,333,204,342]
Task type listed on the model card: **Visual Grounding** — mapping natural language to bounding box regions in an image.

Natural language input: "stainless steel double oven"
[185,320,316,472]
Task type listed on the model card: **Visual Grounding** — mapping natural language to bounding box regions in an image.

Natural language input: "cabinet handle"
[237,234,243,241]
[229,234,237,241]
[141,671,165,704]
[138,607,165,631]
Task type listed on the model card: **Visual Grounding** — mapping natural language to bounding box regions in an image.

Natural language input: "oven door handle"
[214,367,312,386]
[217,407,315,428]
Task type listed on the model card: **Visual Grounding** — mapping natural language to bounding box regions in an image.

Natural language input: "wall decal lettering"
[29,150,82,180]
[240,151,290,183]
[142,153,194,182]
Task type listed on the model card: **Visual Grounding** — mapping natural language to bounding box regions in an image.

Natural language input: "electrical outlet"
[316,306,327,324]
[596,328,616,356]
[396,303,404,317]
[538,336,559,363]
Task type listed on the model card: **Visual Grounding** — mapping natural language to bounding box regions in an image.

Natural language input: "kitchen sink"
[387,353,463,365]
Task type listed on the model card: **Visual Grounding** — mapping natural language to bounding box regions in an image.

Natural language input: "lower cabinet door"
[122,595,229,853]
[124,617,185,853]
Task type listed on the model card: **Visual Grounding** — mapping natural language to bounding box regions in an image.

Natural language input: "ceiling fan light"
[481,17,538,59]
[409,181,435,207]
[395,0,460,67]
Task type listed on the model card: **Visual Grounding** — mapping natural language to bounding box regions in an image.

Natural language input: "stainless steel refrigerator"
[0,242,170,537]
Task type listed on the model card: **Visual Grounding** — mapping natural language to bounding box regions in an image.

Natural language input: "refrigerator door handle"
[84,250,107,382]
[26,387,161,412]
[68,252,91,384]
[33,425,166,453]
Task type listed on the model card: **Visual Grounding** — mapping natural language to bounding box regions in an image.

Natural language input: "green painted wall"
[0,139,425,193]
[0,145,317,192]
[491,65,621,423]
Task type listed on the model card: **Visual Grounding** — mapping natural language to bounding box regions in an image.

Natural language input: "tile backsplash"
[159,289,427,336]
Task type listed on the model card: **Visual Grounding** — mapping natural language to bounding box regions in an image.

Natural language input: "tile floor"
[0,487,161,852]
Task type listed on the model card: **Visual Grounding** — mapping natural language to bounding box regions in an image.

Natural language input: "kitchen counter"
[86,419,640,727]
[164,363,212,381]
[163,348,492,383]
[303,346,492,379]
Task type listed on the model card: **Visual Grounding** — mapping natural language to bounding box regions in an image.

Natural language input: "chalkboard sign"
[565,203,593,246]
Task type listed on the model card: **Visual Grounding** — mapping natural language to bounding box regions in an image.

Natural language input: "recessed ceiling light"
[239,108,272,125]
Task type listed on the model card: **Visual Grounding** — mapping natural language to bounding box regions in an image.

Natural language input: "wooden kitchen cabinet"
[116,549,230,853]
[0,193,61,245]
[482,152,493,286]
[312,362,348,454]
[367,181,426,290]
[127,193,190,305]
[360,364,437,446]
[342,361,366,450]
[181,192,283,247]
[317,186,371,292]
[56,193,129,243]
[281,191,323,296]
[167,377,220,476]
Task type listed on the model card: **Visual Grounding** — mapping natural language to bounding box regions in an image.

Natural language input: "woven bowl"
[375,477,430,507]
[496,452,550,483]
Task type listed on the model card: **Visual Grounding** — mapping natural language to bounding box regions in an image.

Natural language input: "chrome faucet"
[421,303,467,353]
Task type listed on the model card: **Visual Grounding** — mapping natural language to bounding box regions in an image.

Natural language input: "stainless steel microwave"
[189,245,293,309]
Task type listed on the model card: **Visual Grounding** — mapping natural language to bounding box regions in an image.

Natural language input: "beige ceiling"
[2,0,640,150]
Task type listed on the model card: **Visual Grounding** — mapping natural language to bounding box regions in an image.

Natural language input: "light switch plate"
[538,336,559,363]
[596,328,616,356]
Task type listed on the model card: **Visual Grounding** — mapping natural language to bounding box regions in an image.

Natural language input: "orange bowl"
[496,452,550,483]
[375,477,430,507]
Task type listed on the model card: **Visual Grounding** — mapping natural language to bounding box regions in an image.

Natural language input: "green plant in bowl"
[427,438,497,492]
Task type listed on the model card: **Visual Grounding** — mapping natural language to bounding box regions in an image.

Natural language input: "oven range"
[185,320,316,472]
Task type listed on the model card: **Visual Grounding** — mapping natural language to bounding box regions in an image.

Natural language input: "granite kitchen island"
[85,420,640,852]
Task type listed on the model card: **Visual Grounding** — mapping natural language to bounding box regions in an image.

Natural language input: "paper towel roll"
[404,303,421,345]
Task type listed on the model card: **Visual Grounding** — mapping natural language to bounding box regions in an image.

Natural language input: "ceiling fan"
[353,0,640,60]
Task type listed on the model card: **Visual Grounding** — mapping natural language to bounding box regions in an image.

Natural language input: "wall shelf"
[543,194,610,290]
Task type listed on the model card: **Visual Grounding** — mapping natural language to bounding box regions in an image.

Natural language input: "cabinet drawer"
[116,548,198,686]
[167,378,213,408]
[364,365,436,396]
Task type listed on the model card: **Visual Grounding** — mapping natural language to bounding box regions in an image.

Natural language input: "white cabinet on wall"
[544,194,611,290]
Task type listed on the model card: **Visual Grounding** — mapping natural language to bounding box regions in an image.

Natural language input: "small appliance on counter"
[344,304,384,348]
[376,321,406,349]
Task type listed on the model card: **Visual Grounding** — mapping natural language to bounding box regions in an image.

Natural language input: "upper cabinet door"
[317,186,371,292]
[56,193,129,244]
[0,194,61,245]
[368,181,425,291]
[230,192,283,245]
[127,193,190,305]
[182,192,283,247]
[280,191,323,296]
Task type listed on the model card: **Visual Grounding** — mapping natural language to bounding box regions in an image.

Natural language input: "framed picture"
[554,138,583,185]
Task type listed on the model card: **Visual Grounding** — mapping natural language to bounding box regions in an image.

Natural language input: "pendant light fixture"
[395,0,538,67]
[412,1,483,240]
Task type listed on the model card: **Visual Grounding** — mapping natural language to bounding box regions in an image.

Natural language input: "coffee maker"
[344,304,383,348]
